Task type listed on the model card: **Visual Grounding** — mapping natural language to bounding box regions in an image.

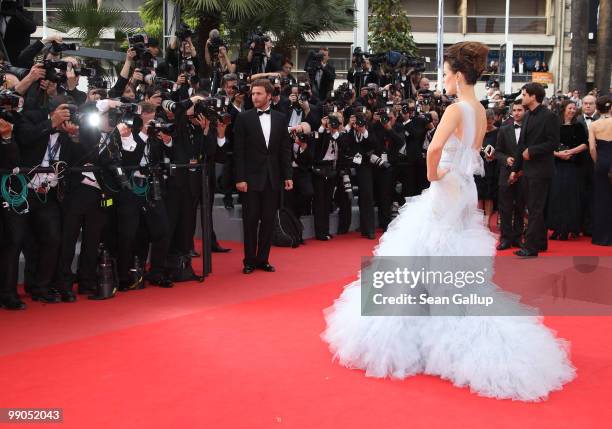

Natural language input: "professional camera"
[376,108,391,125]
[175,22,193,41]
[0,89,21,123]
[248,28,269,57]
[340,170,353,197]
[108,102,142,128]
[329,82,353,106]
[42,59,68,84]
[193,97,232,127]
[232,80,250,95]
[328,115,341,129]
[366,150,391,169]
[179,57,195,75]
[147,119,175,135]
[128,34,155,73]
[49,42,78,55]
[208,29,225,56]
[74,66,96,78]
[297,82,311,102]
[355,114,368,127]
[304,50,325,74]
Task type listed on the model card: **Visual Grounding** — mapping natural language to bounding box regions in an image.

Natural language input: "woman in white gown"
[322,42,576,402]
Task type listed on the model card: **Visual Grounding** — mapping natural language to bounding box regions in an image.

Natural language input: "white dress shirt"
[323,131,340,161]
[514,123,522,143]
[257,107,272,147]
[29,133,61,190]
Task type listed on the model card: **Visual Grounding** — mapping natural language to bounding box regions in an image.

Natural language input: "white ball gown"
[322,101,576,401]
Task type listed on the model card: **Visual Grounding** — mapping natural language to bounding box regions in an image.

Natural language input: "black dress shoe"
[366,233,376,240]
[496,240,512,251]
[190,249,201,258]
[212,244,231,253]
[77,287,97,295]
[243,265,256,274]
[147,276,174,288]
[1,296,26,310]
[316,235,331,241]
[514,249,539,258]
[59,290,77,303]
[511,240,523,248]
[257,263,275,272]
[31,291,61,303]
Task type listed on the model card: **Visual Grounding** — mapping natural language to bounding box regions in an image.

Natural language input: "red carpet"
[1,233,611,428]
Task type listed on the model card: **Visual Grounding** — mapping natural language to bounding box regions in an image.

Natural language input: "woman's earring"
[456,78,461,96]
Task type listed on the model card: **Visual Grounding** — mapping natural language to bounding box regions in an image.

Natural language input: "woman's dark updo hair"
[444,42,489,85]
[596,95,611,114]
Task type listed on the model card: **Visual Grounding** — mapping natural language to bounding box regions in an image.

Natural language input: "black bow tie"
[514,124,521,129]
[258,109,271,116]
[585,116,593,120]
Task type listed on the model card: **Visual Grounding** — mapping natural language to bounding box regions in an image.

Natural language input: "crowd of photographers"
[2,24,607,311]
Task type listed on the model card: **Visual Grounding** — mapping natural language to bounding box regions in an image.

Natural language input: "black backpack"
[272,192,303,248]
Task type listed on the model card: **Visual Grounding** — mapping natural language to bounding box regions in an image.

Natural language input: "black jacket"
[233,108,292,191]
[512,104,560,179]
[495,123,521,186]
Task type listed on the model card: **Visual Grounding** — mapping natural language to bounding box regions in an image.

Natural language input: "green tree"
[253,0,355,59]
[369,0,418,55]
[50,0,133,47]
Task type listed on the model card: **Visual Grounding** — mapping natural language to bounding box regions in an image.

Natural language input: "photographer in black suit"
[233,79,292,274]
[510,83,560,257]
[495,101,526,250]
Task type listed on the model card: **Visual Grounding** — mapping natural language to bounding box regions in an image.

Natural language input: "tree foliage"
[369,0,418,55]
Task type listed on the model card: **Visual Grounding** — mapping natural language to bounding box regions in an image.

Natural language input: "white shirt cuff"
[121,135,137,152]
[217,137,226,147]
[163,138,173,147]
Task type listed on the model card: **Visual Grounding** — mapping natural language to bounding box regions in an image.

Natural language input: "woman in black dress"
[589,96,612,246]
[547,101,588,240]
[475,109,498,228]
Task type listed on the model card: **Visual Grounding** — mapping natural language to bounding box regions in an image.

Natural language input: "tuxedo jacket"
[233,108,292,191]
[512,104,560,179]
[495,123,521,186]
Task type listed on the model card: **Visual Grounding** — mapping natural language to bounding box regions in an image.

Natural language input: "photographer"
[247,33,282,75]
[305,47,335,101]
[0,103,25,309]
[108,48,138,99]
[312,113,345,240]
[8,97,79,303]
[369,108,403,231]
[204,29,236,92]
[347,57,378,91]
[113,102,174,289]
[286,82,320,130]
[285,121,314,230]
[162,34,201,83]
[55,99,122,298]
[344,112,376,239]
[0,0,36,65]
[398,99,429,197]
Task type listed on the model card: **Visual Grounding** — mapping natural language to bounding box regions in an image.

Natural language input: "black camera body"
[208,35,225,56]
[49,42,78,55]
[248,30,269,56]
[147,119,175,136]
[194,97,232,127]
[328,115,341,129]
[109,103,142,128]
[175,22,193,41]
[0,89,21,123]
[42,59,68,84]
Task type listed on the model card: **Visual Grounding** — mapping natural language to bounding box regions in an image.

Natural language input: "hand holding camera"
[51,104,71,129]
[0,118,13,139]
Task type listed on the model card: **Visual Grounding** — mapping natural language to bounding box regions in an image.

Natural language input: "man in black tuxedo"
[576,94,600,236]
[495,101,527,250]
[233,79,293,274]
[510,83,560,257]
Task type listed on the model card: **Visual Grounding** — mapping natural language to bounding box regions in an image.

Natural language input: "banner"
[532,72,554,84]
